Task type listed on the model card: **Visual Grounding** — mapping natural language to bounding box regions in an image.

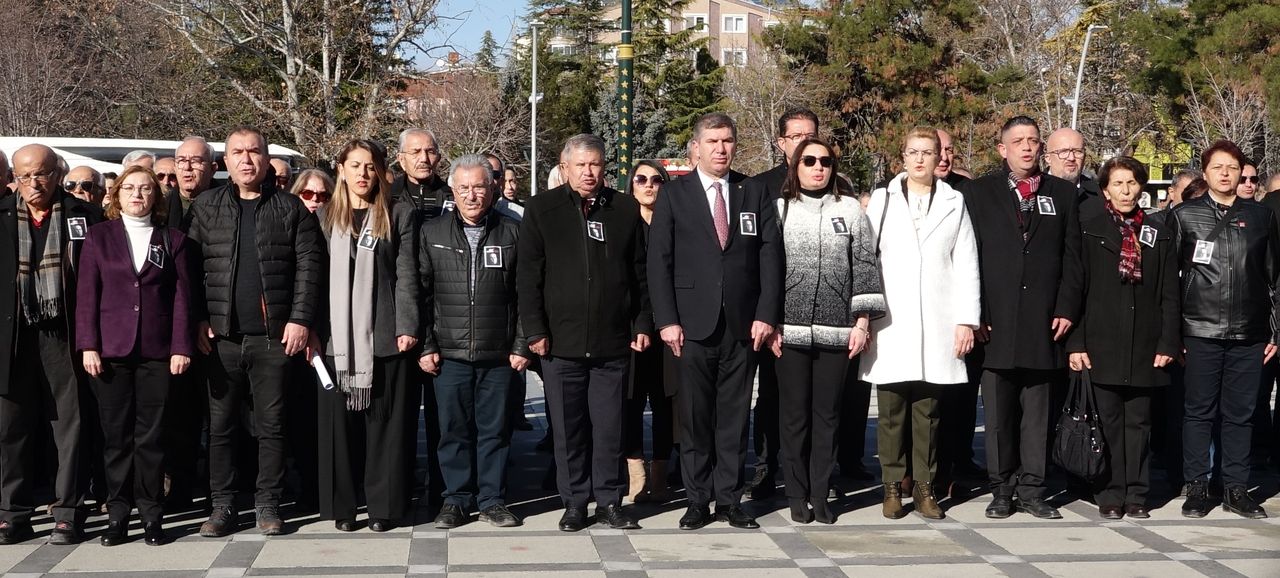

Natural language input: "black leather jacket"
[1167,196,1280,343]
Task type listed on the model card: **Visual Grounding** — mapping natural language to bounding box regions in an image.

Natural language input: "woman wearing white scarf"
[317,140,421,533]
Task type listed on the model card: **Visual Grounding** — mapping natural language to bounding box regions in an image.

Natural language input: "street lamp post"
[615,0,634,186]
[529,20,543,196]
[1068,24,1108,130]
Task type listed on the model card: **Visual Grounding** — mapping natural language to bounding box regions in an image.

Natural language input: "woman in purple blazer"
[76,165,193,546]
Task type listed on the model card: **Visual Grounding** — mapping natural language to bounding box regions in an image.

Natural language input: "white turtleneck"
[122,212,154,273]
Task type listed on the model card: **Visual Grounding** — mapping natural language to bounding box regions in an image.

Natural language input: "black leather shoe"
[558,506,588,532]
[1181,480,1211,518]
[0,521,32,545]
[1098,505,1123,520]
[434,503,466,529]
[748,469,776,500]
[200,505,237,537]
[48,521,82,545]
[715,505,759,529]
[811,500,836,524]
[1124,504,1150,519]
[100,519,127,547]
[1017,497,1062,519]
[985,495,1014,519]
[789,499,813,524]
[479,504,522,528]
[1224,485,1267,519]
[334,519,357,532]
[679,504,712,530]
[368,518,392,532]
[142,521,166,546]
[596,504,641,530]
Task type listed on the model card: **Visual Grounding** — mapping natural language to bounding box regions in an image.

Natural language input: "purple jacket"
[75,219,194,359]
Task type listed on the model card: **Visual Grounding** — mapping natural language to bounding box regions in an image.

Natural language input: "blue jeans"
[434,359,514,510]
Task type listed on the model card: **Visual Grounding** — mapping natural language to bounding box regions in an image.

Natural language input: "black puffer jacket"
[419,210,528,362]
[187,181,324,338]
[1167,195,1280,343]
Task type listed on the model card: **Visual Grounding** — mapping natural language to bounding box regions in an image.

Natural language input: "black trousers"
[318,354,414,522]
[676,317,755,507]
[435,359,514,511]
[207,334,292,507]
[162,354,207,503]
[0,322,86,524]
[285,355,319,510]
[542,354,629,508]
[937,346,984,478]
[624,346,674,461]
[91,357,169,522]
[418,368,443,506]
[1252,358,1279,461]
[1093,383,1153,507]
[981,368,1058,500]
[752,352,781,476]
[836,368,872,474]
[775,346,848,502]
[1151,363,1185,488]
[1183,337,1263,487]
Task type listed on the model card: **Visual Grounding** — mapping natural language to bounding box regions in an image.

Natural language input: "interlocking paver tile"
[839,563,1007,577]
[943,498,1090,524]
[1144,525,1280,554]
[0,545,40,573]
[1033,561,1207,578]
[647,569,806,577]
[1218,559,1280,576]
[252,538,408,568]
[50,541,225,572]
[630,533,789,562]
[807,529,969,559]
[449,571,605,577]
[979,527,1151,556]
[449,535,600,565]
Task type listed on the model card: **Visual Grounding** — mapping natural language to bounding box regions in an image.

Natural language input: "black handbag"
[1052,369,1107,482]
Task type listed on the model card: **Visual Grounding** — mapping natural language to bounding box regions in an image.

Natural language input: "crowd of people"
[0,107,1276,548]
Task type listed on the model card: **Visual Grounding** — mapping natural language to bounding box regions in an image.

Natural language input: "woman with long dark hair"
[317,140,420,531]
[767,138,885,523]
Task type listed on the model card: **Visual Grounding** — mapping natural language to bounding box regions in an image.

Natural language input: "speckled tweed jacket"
[776,192,886,348]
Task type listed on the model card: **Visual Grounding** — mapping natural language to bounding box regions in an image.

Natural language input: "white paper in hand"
[311,353,335,390]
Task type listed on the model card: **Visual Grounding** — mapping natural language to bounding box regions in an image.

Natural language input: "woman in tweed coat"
[767,138,886,524]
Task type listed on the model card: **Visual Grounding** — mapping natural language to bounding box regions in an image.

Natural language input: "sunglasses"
[156,173,177,181]
[298,190,330,202]
[632,174,664,186]
[64,180,95,191]
[1240,176,1260,184]
[800,155,834,168]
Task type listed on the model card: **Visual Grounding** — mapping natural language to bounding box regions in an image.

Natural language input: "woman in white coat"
[860,127,980,520]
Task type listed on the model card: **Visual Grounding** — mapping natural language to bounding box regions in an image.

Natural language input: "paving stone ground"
[2,376,1277,577]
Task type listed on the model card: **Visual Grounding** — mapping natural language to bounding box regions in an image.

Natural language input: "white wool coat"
[858,174,980,385]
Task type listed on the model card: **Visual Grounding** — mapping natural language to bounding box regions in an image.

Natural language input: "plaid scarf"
[1008,172,1042,214]
[16,201,65,324]
[1105,201,1144,284]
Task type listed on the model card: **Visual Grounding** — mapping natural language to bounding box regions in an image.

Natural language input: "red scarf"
[1105,201,1143,284]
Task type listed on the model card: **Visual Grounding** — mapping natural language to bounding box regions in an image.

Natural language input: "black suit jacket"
[648,170,783,342]
[959,171,1083,370]
[0,192,103,393]
[752,163,787,201]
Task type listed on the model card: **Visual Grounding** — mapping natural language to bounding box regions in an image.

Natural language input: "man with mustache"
[1045,128,1103,222]
[392,128,452,220]
[958,116,1083,520]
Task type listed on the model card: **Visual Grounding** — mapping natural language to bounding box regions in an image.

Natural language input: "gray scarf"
[17,201,65,324]
[328,224,376,411]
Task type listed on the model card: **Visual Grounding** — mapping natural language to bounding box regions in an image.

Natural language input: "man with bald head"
[269,158,291,192]
[935,129,969,187]
[154,157,178,196]
[0,144,103,544]
[63,166,104,205]
[1044,127,1103,221]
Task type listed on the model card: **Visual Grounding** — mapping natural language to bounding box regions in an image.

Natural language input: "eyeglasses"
[15,172,53,184]
[297,190,330,202]
[64,180,95,191]
[1046,148,1085,160]
[782,133,817,142]
[632,174,664,186]
[118,184,155,194]
[1240,176,1260,184]
[454,185,490,196]
[903,149,938,160]
[156,173,177,182]
[800,155,833,168]
[174,157,207,168]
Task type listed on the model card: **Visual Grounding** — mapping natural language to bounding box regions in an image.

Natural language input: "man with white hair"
[121,150,156,170]
[167,137,215,231]
[392,128,451,220]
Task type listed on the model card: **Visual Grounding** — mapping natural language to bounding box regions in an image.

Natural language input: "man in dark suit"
[1045,127,1103,221]
[0,144,103,544]
[746,108,817,498]
[959,116,1082,520]
[649,112,783,530]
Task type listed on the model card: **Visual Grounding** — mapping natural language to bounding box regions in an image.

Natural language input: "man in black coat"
[166,136,215,233]
[186,127,323,537]
[0,144,103,544]
[959,116,1082,519]
[649,113,783,530]
[1045,127,1104,222]
[517,134,652,532]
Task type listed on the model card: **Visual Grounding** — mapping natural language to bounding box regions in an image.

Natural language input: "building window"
[684,14,707,31]
[722,48,747,67]
[723,15,746,33]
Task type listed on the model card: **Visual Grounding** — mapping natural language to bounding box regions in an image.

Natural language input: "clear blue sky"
[419,0,531,69]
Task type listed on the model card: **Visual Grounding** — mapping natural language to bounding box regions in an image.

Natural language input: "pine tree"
[475,30,500,72]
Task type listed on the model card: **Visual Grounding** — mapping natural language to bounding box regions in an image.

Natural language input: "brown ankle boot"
[647,459,673,503]
[883,482,906,519]
[913,481,944,519]
[625,459,648,503]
